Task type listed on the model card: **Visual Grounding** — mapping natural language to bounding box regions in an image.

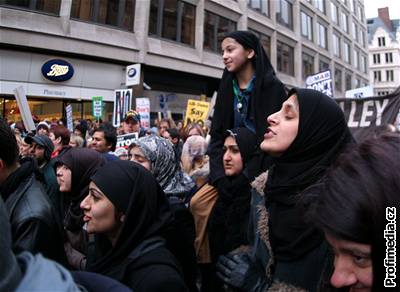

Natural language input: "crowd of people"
[1,31,399,292]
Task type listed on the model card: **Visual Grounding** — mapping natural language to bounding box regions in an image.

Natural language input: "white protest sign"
[136,97,150,128]
[305,70,333,97]
[345,86,374,99]
[116,133,139,150]
[65,104,73,132]
[13,86,35,132]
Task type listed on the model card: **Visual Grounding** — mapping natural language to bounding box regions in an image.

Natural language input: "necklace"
[232,79,243,112]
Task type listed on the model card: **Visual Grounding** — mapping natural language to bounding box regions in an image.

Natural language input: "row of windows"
[373,70,395,82]
[373,53,393,64]
[301,8,366,49]
[334,67,365,92]
[302,51,366,92]
[1,0,368,80]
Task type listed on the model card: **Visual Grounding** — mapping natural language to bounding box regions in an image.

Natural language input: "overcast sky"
[364,0,400,19]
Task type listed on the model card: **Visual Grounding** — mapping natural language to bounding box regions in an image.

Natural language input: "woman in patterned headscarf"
[129,135,195,199]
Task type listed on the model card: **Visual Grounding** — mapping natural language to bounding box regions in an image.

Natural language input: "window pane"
[335,68,342,92]
[302,52,314,79]
[148,0,195,45]
[345,72,352,90]
[1,0,61,14]
[276,0,292,29]
[248,0,269,16]
[277,41,294,76]
[204,11,236,53]
[162,0,178,41]
[318,23,327,49]
[301,12,312,41]
[71,0,135,31]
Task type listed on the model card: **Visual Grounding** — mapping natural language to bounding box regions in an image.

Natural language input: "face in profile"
[325,233,373,292]
[221,37,254,73]
[260,94,299,156]
[223,135,243,176]
[56,164,72,192]
[129,146,151,171]
[80,182,124,235]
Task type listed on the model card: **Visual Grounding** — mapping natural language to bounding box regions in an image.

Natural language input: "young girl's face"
[221,37,254,73]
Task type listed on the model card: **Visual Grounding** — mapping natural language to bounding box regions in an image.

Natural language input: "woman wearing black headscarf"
[55,148,106,269]
[203,128,258,292]
[216,88,354,291]
[81,160,188,292]
[209,30,286,185]
[208,128,258,262]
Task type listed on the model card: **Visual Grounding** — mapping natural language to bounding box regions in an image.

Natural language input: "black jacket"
[2,161,65,264]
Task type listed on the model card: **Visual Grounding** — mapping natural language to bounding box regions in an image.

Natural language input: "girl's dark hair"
[312,132,400,291]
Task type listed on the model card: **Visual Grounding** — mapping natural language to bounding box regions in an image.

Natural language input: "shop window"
[149,0,195,46]
[203,11,236,53]
[71,0,135,31]
[0,0,60,14]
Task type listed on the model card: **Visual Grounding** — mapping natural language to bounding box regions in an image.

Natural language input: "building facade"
[0,0,369,123]
[367,7,400,96]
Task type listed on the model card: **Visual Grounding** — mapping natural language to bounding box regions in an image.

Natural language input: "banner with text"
[305,70,333,97]
[116,133,139,151]
[184,99,210,127]
[113,89,132,127]
[65,104,73,132]
[136,97,150,129]
[92,96,103,118]
[336,87,400,141]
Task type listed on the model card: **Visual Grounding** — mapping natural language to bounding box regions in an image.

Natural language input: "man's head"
[122,110,141,134]
[0,118,19,185]
[92,123,117,153]
[25,135,54,166]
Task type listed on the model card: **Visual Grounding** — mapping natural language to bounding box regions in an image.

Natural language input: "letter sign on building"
[41,59,74,82]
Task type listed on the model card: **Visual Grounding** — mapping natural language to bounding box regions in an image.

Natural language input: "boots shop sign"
[41,59,74,82]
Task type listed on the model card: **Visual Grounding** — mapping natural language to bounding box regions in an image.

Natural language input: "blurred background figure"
[69,134,84,148]
[181,135,209,188]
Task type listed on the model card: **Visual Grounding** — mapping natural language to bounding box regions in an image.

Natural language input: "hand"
[216,253,265,292]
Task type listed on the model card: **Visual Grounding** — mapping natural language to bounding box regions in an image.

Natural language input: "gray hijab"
[135,135,194,197]
[0,198,21,291]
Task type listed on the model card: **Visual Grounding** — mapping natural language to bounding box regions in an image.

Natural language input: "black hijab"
[55,148,106,231]
[209,30,286,183]
[88,160,173,275]
[265,88,354,261]
[209,128,258,259]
